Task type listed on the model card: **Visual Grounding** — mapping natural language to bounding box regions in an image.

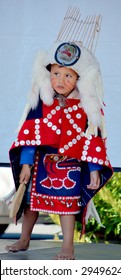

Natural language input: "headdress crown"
[56,6,102,54]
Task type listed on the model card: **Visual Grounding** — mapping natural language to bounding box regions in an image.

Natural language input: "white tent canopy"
[0,0,121,168]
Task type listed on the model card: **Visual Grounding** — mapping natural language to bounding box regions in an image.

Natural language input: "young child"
[6,42,113,259]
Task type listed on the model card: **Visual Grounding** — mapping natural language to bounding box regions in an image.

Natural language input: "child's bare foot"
[5,239,29,252]
[54,248,75,260]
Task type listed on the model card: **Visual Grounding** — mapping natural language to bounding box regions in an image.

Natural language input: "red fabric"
[31,193,81,214]
[11,99,112,170]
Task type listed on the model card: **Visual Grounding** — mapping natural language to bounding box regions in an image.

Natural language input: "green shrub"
[50,172,121,243]
[77,172,121,242]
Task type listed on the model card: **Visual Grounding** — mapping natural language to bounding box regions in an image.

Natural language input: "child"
[6,42,113,259]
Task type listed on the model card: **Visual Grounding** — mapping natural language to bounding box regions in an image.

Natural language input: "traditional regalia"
[9,8,113,228]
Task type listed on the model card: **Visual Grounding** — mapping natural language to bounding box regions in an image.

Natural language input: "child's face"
[50,64,78,97]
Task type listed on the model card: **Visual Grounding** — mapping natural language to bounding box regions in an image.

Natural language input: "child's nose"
[58,75,64,82]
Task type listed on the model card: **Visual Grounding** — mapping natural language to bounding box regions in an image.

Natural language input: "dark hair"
[46,64,51,72]
[46,64,64,72]
[46,63,80,79]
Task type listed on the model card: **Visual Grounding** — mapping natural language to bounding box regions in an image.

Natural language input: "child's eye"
[54,72,59,76]
[66,74,72,78]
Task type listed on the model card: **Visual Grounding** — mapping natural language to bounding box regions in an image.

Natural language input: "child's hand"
[87,170,100,190]
[19,164,31,184]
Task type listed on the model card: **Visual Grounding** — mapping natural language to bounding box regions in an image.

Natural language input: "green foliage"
[79,172,121,242]
[50,172,121,243]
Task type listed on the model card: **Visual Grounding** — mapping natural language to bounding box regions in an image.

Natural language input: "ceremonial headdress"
[19,7,106,138]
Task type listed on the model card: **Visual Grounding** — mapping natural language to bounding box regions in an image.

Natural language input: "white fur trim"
[85,200,105,227]
[30,50,55,108]
[17,103,31,132]
[17,41,107,137]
